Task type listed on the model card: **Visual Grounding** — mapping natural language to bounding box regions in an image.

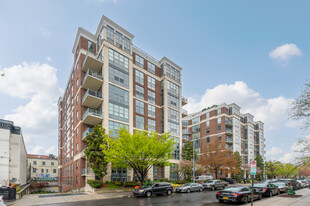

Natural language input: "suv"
[278,179,301,190]
[202,180,227,190]
[133,182,173,197]
[220,178,236,184]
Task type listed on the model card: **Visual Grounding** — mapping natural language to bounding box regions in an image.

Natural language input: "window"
[135,69,144,85]
[76,78,79,89]
[217,108,221,115]
[136,115,144,129]
[51,162,54,166]
[76,160,78,170]
[168,122,179,136]
[88,41,95,54]
[217,125,222,132]
[33,161,37,165]
[109,84,129,106]
[33,168,37,173]
[206,112,210,119]
[148,119,156,131]
[168,108,179,123]
[206,137,210,143]
[108,49,129,71]
[135,85,144,99]
[46,169,49,173]
[218,135,222,140]
[147,62,156,74]
[41,169,44,173]
[124,36,130,53]
[148,104,156,118]
[166,63,180,82]
[42,161,46,166]
[217,117,221,124]
[109,120,129,137]
[192,132,200,140]
[135,54,144,68]
[115,31,123,49]
[206,120,210,127]
[148,91,156,104]
[109,65,129,88]
[148,76,155,90]
[167,81,179,95]
[136,100,144,115]
[76,110,78,121]
[192,117,200,124]
[168,94,179,109]
[76,176,78,184]
[109,102,129,123]
[206,128,210,134]
[107,26,114,44]
[192,124,200,133]
[76,143,78,154]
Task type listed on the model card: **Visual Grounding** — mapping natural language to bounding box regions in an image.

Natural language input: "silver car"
[175,183,204,193]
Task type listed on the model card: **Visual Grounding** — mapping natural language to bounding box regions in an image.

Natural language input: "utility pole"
[193,140,196,183]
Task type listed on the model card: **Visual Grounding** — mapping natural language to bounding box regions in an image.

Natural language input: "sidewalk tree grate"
[277,194,303,198]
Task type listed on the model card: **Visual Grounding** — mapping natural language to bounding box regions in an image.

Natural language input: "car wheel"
[167,189,172,196]
[187,189,191,193]
[212,186,215,191]
[259,194,262,200]
[219,200,224,203]
[199,188,203,192]
[145,191,152,198]
[277,190,280,195]
[269,191,273,197]
[243,196,248,204]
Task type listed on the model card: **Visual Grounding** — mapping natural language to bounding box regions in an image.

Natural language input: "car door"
[152,184,162,194]
[268,184,276,194]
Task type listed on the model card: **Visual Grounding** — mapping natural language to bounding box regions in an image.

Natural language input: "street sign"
[250,160,256,175]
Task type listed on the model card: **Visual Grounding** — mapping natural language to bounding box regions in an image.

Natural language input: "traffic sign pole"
[250,160,257,206]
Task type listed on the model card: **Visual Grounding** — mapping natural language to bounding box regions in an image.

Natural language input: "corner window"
[115,31,123,49]
[124,37,130,53]
[88,41,95,54]
[107,26,114,44]
[135,54,144,68]
[147,62,156,74]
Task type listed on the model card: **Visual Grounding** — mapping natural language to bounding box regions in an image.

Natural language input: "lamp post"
[193,140,196,183]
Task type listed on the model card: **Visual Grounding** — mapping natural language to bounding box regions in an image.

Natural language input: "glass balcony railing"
[225,118,233,125]
[225,128,233,133]
[182,109,188,116]
[182,96,188,105]
[82,69,103,85]
[225,137,233,143]
[82,128,93,140]
[82,108,102,120]
[82,89,102,102]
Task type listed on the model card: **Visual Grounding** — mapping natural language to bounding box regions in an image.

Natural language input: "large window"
[124,37,130,53]
[109,120,128,137]
[147,62,156,74]
[109,65,129,88]
[136,115,144,129]
[88,41,95,54]
[148,76,155,90]
[168,122,179,136]
[148,104,156,118]
[192,124,200,133]
[108,48,129,71]
[135,85,144,99]
[135,69,144,85]
[115,31,123,49]
[148,91,156,104]
[192,117,200,124]
[135,100,144,115]
[109,103,129,123]
[217,117,221,124]
[148,119,156,131]
[206,120,210,127]
[168,108,179,122]
[107,26,114,43]
[135,54,144,68]
[166,63,180,82]
[167,81,179,95]
[109,84,129,106]
[168,94,179,109]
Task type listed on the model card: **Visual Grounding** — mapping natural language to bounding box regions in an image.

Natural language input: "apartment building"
[58,15,187,192]
[27,154,58,179]
[182,103,265,177]
[0,119,27,186]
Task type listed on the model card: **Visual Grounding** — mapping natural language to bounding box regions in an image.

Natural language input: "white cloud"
[47,56,52,61]
[38,27,51,38]
[266,147,284,157]
[0,62,61,154]
[30,146,56,155]
[184,81,294,130]
[269,43,302,62]
[94,0,117,3]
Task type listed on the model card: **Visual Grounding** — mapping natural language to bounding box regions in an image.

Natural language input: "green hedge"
[87,180,102,188]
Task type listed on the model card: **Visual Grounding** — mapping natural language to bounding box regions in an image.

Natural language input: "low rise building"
[0,119,27,186]
[27,154,58,179]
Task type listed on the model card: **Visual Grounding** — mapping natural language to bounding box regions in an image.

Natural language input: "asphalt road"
[38,190,260,206]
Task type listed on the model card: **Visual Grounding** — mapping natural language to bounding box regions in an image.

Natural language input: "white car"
[0,195,6,206]
[196,175,213,181]
[297,180,307,188]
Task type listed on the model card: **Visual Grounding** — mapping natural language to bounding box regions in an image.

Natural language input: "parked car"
[220,178,236,184]
[261,179,278,184]
[273,182,288,193]
[0,195,6,206]
[297,180,308,188]
[175,183,203,193]
[133,182,173,197]
[216,186,262,204]
[203,180,227,190]
[196,175,213,181]
[278,179,301,190]
[254,183,280,197]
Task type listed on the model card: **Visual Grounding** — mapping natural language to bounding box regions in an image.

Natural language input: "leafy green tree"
[182,140,197,161]
[232,151,243,181]
[255,154,265,181]
[84,125,109,181]
[265,161,280,179]
[277,163,299,178]
[102,128,175,185]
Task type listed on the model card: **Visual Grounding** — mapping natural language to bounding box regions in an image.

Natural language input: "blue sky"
[0,0,309,162]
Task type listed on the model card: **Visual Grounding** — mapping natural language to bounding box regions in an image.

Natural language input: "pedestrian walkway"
[11,191,132,206]
[246,188,310,206]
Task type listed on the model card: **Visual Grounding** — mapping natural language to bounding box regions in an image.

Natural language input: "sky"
[0,0,309,162]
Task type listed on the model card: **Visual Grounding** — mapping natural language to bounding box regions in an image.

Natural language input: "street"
[36,190,260,206]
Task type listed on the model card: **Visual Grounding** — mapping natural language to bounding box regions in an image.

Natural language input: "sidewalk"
[246,188,310,206]
[10,191,132,206]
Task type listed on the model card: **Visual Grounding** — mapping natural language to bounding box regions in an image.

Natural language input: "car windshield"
[254,184,268,187]
[206,180,214,183]
[274,183,285,186]
[182,183,192,187]
[223,187,242,192]
[141,183,154,188]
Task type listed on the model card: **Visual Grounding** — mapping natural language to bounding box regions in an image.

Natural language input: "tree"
[182,140,197,161]
[265,161,281,179]
[255,154,265,181]
[277,163,299,178]
[175,160,204,181]
[84,125,109,181]
[102,128,175,185]
[199,140,239,179]
[232,152,243,181]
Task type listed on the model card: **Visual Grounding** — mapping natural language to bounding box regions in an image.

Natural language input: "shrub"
[87,180,102,188]
[113,181,122,186]
[159,178,169,182]
[124,181,139,187]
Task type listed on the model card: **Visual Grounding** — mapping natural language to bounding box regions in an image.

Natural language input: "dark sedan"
[278,179,301,190]
[254,183,280,197]
[133,182,173,197]
[216,186,262,204]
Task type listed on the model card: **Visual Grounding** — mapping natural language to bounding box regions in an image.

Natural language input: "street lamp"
[193,140,196,183]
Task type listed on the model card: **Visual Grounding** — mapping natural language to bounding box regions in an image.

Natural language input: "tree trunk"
[215,169,218,179]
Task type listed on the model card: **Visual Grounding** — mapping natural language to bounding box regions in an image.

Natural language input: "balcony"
[182,129,191,135]
[226,145,233,150]
[225,137,233,144]
[82,89,103,109]
[82,127,93,141]
[225,118,233,126]
[82,108,103,125]
[82,168,86,176]
[182,96,188,106]
[182,109,188,117]
[82,69,103,91]
[82,51,103,72]
[225,128,233,135]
